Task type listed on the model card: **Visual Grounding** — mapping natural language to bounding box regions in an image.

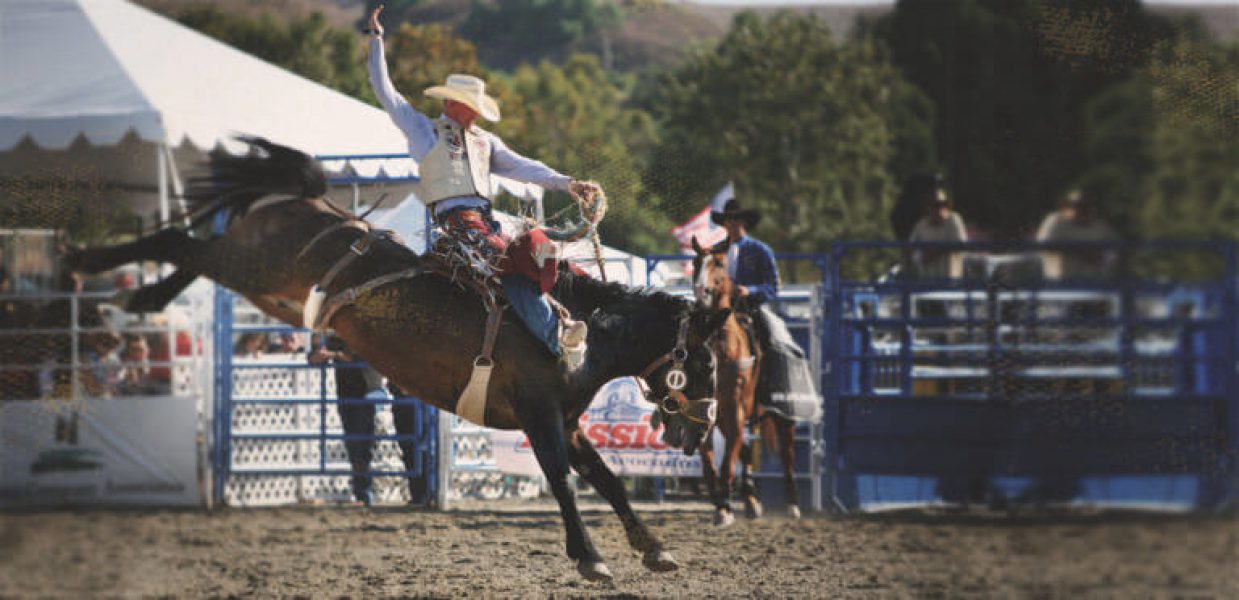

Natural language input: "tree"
[175,6,374,103]
[872,0,1174,237]
[461,0,624,69]
[1140,36,1239,241]
[640,11,929,257]
[500,55,669,254]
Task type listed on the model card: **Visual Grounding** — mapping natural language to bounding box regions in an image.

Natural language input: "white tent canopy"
[0,0,542,225]
[0,0,412,169]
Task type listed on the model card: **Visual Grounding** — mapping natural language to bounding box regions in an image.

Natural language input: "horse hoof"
[787,505,802,520]
[642,550,680,572]
[577,560,613,582]
[743,497,763,520]
[713,509,735,527]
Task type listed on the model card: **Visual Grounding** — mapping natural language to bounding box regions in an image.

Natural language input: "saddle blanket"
[757,306,822,424]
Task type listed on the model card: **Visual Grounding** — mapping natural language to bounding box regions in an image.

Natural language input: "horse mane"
[184,137,328,226]
[552,264,687,323]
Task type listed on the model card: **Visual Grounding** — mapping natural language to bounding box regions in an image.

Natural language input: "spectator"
[266,332,306,355]
[234,332,266,358]
[891,173,946,242]
[78,328,122,398]
[1036,190,1118,279]
[117,333,165,395]
[387,383,434,505]
[908,187,969,279]
[308,335,387,506]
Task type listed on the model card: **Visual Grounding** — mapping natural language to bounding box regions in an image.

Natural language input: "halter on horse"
[691,236,803,523]
[66,137,725,582]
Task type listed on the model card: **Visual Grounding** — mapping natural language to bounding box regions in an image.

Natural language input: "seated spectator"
[908,187,969,279]
[148,329,195,390]
[79,329,122,398]
[234,332,267,358]
[117,333,167,395]
[1035,190,1118,279]
[266,332,306,355]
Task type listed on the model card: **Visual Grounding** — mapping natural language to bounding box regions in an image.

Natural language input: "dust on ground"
[1,501,1236,598]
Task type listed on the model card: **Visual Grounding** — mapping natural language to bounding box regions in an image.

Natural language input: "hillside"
[136,1,1237,73]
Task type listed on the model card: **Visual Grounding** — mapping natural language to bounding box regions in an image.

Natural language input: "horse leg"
[565,430,678,572]
[775,416,801,519]
[121,269,198,313]
[697,433,726,524]
[714,413,745,526]
[65,228,195,274]
[521,407,610,581]
[738,441,763,519]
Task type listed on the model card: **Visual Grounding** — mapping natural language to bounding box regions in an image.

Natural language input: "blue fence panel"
[824,240,1239,512]
[211,289,439,506]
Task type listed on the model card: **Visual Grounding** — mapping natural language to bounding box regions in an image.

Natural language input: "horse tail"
[758,411,778,454]
[185,136,328,223]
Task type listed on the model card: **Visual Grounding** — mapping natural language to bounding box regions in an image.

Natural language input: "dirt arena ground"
[1,501,1236,598]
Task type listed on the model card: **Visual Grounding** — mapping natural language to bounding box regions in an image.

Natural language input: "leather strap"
[316,266,427,329]
[294,219,369,264]
[316,229,379,294]
[479,307,502,363]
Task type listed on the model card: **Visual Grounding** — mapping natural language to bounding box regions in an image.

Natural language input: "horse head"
[640,305,730,456]
[691,236,733,310]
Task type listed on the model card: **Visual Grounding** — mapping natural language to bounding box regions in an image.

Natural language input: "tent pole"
[157,144,171,227]
[161,144,189,227]
[157,145,172,279]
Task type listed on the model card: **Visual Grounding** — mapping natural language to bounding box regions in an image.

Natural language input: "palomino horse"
[67,138,725,582]
[691,237,802,524]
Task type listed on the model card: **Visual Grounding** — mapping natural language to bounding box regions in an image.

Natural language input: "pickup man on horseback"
[365,6,594,367]
[710,199,819,423]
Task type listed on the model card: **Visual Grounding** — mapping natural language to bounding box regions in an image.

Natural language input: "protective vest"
[418,120,492,206]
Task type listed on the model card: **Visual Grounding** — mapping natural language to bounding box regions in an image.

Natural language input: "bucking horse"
[66,138,726,582]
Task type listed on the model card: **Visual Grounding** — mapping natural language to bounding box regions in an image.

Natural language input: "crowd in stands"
[0,264,188,401]
[893,174,1119,280]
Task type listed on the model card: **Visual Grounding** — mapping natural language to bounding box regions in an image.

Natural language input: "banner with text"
[0,396,201,507]
[490,378,703,477]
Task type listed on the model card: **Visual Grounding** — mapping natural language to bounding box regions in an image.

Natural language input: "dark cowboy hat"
[710,199,761,227]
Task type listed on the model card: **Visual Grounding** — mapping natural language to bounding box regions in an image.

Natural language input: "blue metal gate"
[211,288,439,506]
[824,241,1239,512]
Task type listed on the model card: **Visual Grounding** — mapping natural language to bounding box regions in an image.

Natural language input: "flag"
[670,182,732,251]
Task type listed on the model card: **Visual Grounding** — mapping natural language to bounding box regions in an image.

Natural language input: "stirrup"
[560,319,588,370]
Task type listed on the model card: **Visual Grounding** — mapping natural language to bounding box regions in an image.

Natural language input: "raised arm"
[366,6,435,156]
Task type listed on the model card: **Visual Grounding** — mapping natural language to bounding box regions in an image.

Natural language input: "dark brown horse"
[67,138,725,582]
[691,237,803,523]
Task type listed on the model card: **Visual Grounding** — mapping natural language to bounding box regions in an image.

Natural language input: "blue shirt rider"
[709,199,779,309]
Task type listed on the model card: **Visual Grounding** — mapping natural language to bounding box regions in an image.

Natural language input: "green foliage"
[176,6,374,103]
[1140,36,1239,241]
[382,23,491,117]
[640,11,926,256]
[461,0,624,69]
[498,55,670,254]
[873,0,1173,237]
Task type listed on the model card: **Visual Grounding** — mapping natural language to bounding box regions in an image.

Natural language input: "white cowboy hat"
[424,74,501,122]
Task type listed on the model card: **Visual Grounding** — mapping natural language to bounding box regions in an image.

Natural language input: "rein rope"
[530,185,609,282]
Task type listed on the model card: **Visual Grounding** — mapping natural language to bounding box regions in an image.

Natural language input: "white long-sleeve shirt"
[367,37,572,214]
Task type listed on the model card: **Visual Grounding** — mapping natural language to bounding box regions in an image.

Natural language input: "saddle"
[300,220,573,427]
